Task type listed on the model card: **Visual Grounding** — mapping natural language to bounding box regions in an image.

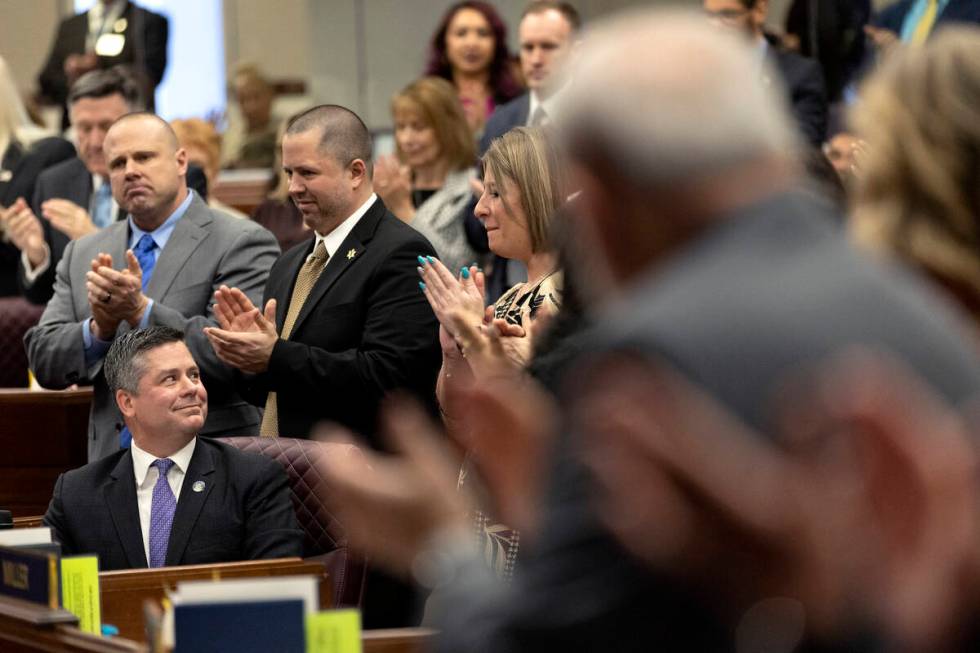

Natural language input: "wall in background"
[1,0,902,130]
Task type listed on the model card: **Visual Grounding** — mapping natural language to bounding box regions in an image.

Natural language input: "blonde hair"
[482,127,564,253]
[0,56,47,156]
[391,77,475,172]
[171,118,221,182]
[851,28,980,313]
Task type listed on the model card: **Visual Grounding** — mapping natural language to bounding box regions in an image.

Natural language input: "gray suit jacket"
[435,190,980,652]
[25,192,279,461]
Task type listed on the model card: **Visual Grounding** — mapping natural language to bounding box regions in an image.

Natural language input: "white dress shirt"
[131,437,197,565]
[311,193,377,259]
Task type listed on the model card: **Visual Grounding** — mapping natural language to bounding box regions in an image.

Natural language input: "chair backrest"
[217,436,367,608]
[0,297,44,387]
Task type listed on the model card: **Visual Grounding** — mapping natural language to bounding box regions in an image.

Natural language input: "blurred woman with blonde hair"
[375,76,478,273]
[851,27,980,328]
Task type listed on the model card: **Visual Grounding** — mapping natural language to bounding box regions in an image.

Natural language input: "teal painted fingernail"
[419,281,426,290]
[417,255,427,265]
[427,256,436,263]
[460,267,470,279]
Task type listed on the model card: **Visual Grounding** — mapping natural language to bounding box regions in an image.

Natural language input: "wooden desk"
[0,594,434,653]
[0,388,91,516]
[0,595,145,652]
[99,558,332,641]
[212,169,274,216]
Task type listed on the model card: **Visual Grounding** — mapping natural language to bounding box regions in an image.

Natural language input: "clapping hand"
[418,257,485,345]
[374,154,414,221]
[85,251,148,338]
[41,199,97,241]
[204,285,280,373]
[0,199,47,267]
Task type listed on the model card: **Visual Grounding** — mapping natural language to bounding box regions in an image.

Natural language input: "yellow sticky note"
[306,609,362,653]
[60,555,101,635]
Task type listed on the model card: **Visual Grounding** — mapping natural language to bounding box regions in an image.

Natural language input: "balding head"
[103,112,189,231]
[553,9,799,300]
[285,105,374,178]
[555,10,796,188]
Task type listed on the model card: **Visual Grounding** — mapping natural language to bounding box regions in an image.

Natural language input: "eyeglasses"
[703,8,750,24]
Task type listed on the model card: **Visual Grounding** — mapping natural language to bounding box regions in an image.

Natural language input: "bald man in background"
[26,112,279,461]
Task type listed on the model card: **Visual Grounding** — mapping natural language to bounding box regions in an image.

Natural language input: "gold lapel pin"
[192,481,205,493]
[346,249,357,260]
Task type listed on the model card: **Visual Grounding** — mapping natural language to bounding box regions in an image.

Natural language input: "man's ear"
[349,158,368,189]
[116,388,136,419]
[175,147,189,177]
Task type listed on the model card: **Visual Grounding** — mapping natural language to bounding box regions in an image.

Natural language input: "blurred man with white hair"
[316,9,980,652]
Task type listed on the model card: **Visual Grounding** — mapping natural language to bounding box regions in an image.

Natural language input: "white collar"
[131,437,197,487]
[313,193,377,259]
[527,81,569,126]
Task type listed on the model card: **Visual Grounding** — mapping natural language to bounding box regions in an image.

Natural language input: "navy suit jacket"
[874,0,980,34]
[43,438,304,570]
[479,94,530,155]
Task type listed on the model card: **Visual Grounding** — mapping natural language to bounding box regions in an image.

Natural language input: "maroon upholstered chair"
[0,297,45,387]
[218,436,367,609]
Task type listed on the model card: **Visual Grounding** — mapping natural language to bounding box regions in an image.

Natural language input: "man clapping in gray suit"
[26,112,279,461]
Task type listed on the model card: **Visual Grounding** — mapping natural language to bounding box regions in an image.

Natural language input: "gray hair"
[104,327,185,394]
[68,66,144,109]
[553,9,798,187]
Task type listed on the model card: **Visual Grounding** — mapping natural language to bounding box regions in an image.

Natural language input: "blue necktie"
[92,183,113,229]
[133,233,157,291]
[148,458,177,568]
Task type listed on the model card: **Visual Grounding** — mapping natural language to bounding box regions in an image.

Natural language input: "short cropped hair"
[68,66,144,109]
[522,1,581,31]
[104,327,185,395]
[392,77,475,173]
[109,111,180,151]
[482,127,565,253]
[285,104,374,176]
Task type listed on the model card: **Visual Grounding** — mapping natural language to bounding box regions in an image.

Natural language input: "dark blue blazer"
[479,94,531,155]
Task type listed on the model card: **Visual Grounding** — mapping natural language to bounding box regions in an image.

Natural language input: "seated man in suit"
[43,326,303,570]
[25,112,279,462]
[704,0,828,146]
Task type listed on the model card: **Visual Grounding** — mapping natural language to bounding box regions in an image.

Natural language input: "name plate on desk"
[0,546,59,608]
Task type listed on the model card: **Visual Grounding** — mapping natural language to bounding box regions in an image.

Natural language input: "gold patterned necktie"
[260,240,329,436]
[911,0,939,45]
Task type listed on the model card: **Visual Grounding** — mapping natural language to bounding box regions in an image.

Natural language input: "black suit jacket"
[0,137,75,297]
[766,41,828,146]
[43,438,304,570]
[38,1,168,126]
[435,190,980,652]
[245,197,441,447]
[20,157,208,305]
